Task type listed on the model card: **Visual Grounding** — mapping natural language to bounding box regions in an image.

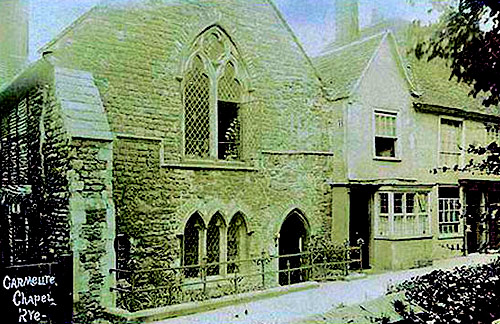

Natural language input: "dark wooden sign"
[0,255,72,324]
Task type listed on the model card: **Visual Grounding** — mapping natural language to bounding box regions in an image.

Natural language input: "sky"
[28,0,440,61]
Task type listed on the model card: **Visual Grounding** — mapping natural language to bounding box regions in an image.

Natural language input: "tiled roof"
[316,20,500,116]
[314,33,385,100]
[321,18,409,54]
[408,54,500,114]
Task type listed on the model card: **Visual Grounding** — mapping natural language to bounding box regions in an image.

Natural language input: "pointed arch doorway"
[278,210,309,285]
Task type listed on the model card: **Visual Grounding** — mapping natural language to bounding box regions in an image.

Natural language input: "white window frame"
[438,187,461,237]
[438,116,464,167]
[375,191,431,239]
[373,110,400,161]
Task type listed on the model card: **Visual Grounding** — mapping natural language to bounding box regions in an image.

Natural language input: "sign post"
[1,254,73,323]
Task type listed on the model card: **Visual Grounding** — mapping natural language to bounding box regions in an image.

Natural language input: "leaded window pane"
[183,213,204,278]
[204,32,225,62]
[184,57,210,158]
[183,28,247,161]
[207,213,224,276]
[218,63,242,102]
[228,214,246,274]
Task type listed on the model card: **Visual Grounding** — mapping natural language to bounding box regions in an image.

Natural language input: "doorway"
[466,189,481,253]
[349,188,371,269]
[278,210,308,285]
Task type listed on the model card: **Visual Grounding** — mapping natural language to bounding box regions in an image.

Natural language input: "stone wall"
[68,138,115,323]
[0,83,73,263]
[41,0,338,299]
[31,0,349,315]
[45,0,326,153]
[113,137,334,268]
[1,72,116,322]
[42,84,73,258]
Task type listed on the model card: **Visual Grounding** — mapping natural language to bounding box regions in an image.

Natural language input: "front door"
[466,190,481,253]
[349,189,371,269]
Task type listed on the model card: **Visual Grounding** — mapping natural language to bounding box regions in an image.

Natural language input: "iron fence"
[110,244,363,312]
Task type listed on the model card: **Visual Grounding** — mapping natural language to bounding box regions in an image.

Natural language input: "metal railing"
[110,244,363,311]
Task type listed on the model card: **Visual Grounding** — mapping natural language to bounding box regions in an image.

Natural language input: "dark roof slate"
[314,33,385,100]
[408,55,500,115]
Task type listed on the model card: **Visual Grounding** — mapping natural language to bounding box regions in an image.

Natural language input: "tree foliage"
[415,0,500,106]
[431,141,500,175]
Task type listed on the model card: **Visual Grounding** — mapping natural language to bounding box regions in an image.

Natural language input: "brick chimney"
[335,0,360,44]
[0,0,29,85]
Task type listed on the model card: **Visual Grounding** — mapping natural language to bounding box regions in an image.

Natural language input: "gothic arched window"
[183,26,247,161]
[183,212,205,278]
[184,57,210,158]
[227,213,248,273]
[206,213,225,276]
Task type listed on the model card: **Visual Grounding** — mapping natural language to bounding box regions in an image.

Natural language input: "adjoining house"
[315,0,500,270]
[0,0,499,321]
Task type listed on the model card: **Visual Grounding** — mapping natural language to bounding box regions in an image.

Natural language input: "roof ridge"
[349,33,387,96]
[265,0,325,85]
[318,31,387,57]
[38,4,102,55]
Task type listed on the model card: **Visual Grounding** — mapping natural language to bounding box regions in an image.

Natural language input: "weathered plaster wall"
[347,37,415,180]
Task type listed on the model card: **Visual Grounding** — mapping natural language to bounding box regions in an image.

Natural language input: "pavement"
[152,253,499,324]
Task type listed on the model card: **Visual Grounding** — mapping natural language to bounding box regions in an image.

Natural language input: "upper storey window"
[439,118,463,167]
[184,57,211,158]
[374,111,398,159]
[183,27,247,161]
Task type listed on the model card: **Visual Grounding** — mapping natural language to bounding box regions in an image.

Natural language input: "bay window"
[376,191,430,238]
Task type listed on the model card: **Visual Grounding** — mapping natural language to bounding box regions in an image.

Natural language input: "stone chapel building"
[1,0,500,321]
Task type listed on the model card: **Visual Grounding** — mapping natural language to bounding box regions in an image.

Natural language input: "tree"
[414,0,500,107]
[411,0,500,176]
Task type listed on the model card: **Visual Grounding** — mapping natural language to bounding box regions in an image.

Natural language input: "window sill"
[373,157,402,162]
[438,234,463,240]
[374,235,433,241]
[161,160,258,172]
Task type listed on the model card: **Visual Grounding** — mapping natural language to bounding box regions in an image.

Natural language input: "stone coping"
[106,281,319,323]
